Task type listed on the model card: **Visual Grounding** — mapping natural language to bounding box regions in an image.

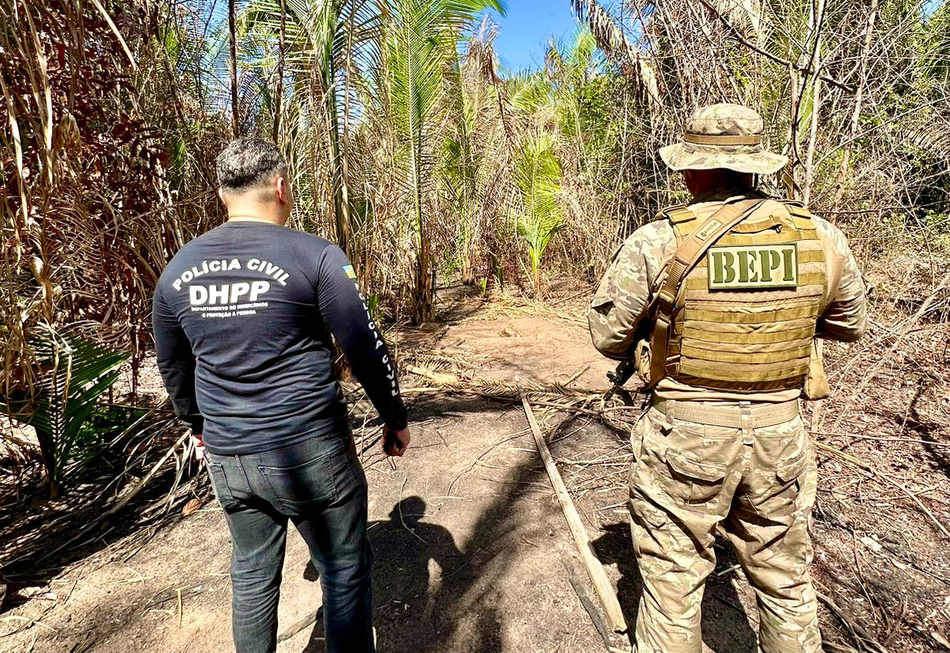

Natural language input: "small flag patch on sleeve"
[344,265,358,280]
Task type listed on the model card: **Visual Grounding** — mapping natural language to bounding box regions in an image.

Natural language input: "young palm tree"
[385,0,504,322]
[443,22,509,286]
[0,336,128,497]
[243,0,384,258]
[513,132,563,297]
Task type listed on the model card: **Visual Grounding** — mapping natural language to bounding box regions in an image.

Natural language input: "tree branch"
[694,0,853,92]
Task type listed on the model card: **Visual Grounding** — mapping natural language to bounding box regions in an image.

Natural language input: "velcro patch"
[694,219,723,242]
[707,244,799,290]
[343,264,358,280]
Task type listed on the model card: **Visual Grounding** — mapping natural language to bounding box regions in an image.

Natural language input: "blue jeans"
[206,431,374,653]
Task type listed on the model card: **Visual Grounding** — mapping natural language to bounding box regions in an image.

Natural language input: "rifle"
[604,317,653,401]
[605,357,637,401]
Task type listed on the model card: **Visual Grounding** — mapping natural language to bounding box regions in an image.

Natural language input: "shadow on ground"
[301,496,484,653]
[301,395,557,653]
[303,393,761,653]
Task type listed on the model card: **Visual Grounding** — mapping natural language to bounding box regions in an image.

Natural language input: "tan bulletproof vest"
[659,200,827,392]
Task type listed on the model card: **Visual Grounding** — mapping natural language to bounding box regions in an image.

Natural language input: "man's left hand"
[382,425,411,457]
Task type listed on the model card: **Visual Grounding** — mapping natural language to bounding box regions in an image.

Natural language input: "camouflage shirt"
[588,189,868,402]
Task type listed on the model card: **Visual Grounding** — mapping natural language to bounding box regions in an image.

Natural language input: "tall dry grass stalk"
[0,0,225,473]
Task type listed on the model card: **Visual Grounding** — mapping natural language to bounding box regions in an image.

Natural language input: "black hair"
[216,138,288,192]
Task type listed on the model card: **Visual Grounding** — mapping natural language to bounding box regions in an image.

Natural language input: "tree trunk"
[320,16,352,260]
[273,0,285,142]
[228,0,239,137]
[35,426,59,498]
[327,95,353,258]
[803,0,827,205]
[832,0,878,211]
[411,157,433,323]
[787,62,802,199]
[413,233,433,324]
[339,5,355,261]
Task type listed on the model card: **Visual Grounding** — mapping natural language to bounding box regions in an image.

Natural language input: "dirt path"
[3,292,949,653]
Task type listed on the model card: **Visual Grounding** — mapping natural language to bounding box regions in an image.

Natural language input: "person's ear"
[276,176,289,205]
[217,187,226,203]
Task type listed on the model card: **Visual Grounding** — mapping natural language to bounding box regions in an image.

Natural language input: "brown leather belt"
[653,398,800,428]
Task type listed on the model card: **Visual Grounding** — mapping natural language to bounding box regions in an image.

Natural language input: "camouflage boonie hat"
[659,103,788,175]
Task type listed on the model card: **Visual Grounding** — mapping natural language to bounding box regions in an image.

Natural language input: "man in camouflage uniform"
[589,104,867,653]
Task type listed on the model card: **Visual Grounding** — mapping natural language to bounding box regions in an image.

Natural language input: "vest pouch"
[728,214,786,235]
[635,339,654,387]
[803,340,830,400]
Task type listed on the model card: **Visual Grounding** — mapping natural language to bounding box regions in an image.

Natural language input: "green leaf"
[511,132,564,285]
[1,335,129,492]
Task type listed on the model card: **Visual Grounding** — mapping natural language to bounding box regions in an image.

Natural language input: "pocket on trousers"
[206,458,240,512]
[631,495,668,529]
[665,448,728,505]
[631,410,652,462]
[259,453,337,512]
[777,447,808,483]
[629,495,675,577]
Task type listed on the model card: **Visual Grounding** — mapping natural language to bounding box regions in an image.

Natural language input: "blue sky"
[202,1,582,77]
[485,2,580,73]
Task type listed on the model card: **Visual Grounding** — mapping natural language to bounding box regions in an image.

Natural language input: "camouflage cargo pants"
[629,401,821,653]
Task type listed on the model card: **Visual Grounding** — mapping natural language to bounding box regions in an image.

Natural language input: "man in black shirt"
[153,138,410,653]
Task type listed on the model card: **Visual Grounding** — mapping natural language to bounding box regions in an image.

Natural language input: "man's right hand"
[383,425,411,457]
[192,433,206,462]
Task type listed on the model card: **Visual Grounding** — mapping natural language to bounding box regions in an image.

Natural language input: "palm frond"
[1,335,129,496]
[704,0,775,45]
[569,0,660,105]
[513,132,563,292]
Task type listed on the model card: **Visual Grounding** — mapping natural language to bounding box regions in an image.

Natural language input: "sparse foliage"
[1,0,948,488]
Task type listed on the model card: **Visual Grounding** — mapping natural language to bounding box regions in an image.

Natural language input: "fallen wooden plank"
[277,608,322,643]
[561,559,632,652]
[521,392,629,635]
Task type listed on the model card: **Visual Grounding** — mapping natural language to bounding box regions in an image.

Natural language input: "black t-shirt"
[152,221,407,455]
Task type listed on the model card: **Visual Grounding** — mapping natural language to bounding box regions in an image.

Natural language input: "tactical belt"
[652,398,801,428]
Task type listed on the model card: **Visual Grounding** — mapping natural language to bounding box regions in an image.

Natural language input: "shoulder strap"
[659,205,696,224]
[648,198,767,386]
[782,200,813,220]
